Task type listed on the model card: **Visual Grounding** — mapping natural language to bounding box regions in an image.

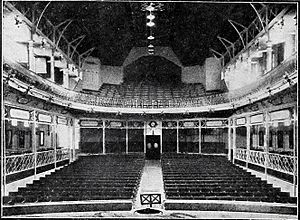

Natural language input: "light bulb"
[146,4,155,12]
[148,35,155,40]
[147,21,155,27]
[147,13,155,20]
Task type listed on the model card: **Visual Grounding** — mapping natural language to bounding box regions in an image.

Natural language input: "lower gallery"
[1,1,298,219]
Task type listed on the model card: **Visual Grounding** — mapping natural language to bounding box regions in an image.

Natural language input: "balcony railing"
[235,149,296,176]
[5,149,70,175]
[5,153,35,175]
[3,53,297,110]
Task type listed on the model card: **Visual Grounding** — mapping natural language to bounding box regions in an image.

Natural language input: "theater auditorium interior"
[1,1,298,218]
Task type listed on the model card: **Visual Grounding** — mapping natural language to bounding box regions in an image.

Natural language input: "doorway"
[146,135,161,160]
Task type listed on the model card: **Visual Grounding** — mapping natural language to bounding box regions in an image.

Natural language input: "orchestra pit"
[1,1,298,218]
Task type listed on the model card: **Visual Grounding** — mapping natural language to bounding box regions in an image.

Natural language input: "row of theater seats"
[98,82,206,101]
[4,63,229,108]
[4,154,145,205]
[161,153,297,203]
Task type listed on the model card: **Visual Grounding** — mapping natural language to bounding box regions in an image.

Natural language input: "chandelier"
[141,2,164,55]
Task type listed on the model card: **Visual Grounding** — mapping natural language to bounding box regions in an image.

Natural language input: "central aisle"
[133,160,165,210]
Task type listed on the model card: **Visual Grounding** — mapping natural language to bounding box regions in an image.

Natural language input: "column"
[176,121,179,153]
[228,125,232,161]
[63,69,69,88]
[32,110,37,177]
[68,119,72,163]
[246,119,251,168]
[28,40,35,72]
[264,111,269,179]
[144,123,146,154]
[125,125,128,154]
[293,106,297,196]
[199,120,201,154]
[2,109,7,195]
[53,117,57,169]
[160,131,163,154]
[284,33,296,59]
[232,126,236,164]
[50,50,55,82]
[72,119,76,161]
[266,43,273,72]
[103,121,105,154]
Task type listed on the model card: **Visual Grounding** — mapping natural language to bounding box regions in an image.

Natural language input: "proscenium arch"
[122,46,183,68]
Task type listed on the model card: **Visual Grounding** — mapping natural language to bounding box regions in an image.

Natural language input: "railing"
[5,149,71,176]
[56,148,70,162]
[36,150,55,167]
[249,150,266,167]
[3,53,297,109]
[268,152,295,175]
[235,148,247,162]
[235,150,296,176]
[5,153,35,175]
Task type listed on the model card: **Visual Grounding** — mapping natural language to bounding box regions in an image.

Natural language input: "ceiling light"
[147,13,155,20]
[148,44,154,48]
[147,21,155,27]
[146,3,155,12]
[148,35,155,40]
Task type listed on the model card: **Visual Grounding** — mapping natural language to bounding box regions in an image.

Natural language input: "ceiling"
[12,1,275,66]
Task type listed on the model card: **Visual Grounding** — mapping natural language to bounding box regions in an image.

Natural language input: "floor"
[133,159,165,211]
[6,210,298,219]
[4,158,298,218]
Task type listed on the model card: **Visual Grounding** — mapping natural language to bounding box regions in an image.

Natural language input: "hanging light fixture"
[146,3,155,12]
[148,35,155,40]
[146,21,155,27]
[147,13,155,21]
[141,2,164,55]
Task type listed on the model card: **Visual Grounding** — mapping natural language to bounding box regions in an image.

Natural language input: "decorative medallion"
[149,121,158,128]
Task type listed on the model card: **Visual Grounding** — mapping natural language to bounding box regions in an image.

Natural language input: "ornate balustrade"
[249,150,266,167]
[235,148,247,162]
[5,153,34,175]
[56,148,70,162]
[268,152,296,175]
[5,149,71,176]
[235,149,296,176]
[36,150,55,167]
[3,53,297,110]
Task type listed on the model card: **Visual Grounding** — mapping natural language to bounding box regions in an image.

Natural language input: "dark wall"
[123,56,181,85]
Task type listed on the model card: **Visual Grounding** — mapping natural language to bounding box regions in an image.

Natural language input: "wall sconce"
[17,96,30,104]
[277,17,284,29]
[283,72,293,86]
[24,86,32,95]
[5,70,17,84]
[15,15,23,27]
[231,103,235,109]
[41,38,47,48]
[267,87,272,96]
